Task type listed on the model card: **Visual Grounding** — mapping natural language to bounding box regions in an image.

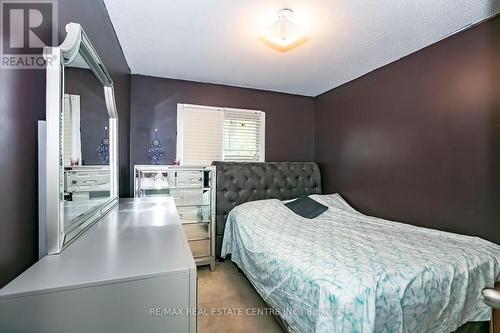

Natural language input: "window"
[177,104,265,165]
[223,108,265,162]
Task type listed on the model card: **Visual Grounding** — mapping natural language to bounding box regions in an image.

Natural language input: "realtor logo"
[1,0,57,68]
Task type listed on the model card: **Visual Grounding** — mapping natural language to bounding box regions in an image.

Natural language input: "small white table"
[0,197,197,333]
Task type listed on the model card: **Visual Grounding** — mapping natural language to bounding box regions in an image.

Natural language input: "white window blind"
[63,94,81,166]
[177,104,224,166]
[176,104,265,166]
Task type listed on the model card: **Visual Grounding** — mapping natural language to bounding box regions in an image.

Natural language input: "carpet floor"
[197,261,283,333]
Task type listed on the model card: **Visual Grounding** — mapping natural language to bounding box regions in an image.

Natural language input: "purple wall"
[315,16,500,244]
[0,0,130,288]
[130,75,315,193]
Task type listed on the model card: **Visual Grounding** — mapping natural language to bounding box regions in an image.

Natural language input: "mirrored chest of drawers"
[134,165,216,271]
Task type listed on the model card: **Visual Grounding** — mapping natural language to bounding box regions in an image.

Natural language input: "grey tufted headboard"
[211,161,322,257]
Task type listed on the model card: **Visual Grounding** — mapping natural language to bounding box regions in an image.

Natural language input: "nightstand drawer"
[188,239,210,258]
[177,206,210,223]
[138,171,174,190]
[170,188,210,206]
[183,223,209,241]
[176,170,204,188]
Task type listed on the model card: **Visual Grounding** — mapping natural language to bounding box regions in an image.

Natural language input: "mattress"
[221,194,500,333]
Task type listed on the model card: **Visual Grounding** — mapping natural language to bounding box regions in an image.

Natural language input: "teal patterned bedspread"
[221,194,500,333]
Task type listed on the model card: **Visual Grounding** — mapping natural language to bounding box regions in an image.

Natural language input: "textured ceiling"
[103,0,500,97]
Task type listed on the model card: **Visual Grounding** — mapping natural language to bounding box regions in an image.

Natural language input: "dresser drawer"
[188,239,210,258]
[176,170,204,188]
[183,223,209,241]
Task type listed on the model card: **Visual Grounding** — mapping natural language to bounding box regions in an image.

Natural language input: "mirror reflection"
[63,52,111,233]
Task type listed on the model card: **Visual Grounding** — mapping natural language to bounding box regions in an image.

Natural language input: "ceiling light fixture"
[260,8,308,52]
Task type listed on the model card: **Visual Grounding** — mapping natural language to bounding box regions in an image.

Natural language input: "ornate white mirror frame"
[42,23,119,254]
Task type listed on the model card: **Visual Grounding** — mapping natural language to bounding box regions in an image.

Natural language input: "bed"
[213,162,500,333]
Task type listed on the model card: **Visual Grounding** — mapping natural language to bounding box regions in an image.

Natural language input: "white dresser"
[0,197,197,333]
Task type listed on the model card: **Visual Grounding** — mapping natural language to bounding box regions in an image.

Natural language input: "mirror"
[63,57,111,232]
[43,23,119,254]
